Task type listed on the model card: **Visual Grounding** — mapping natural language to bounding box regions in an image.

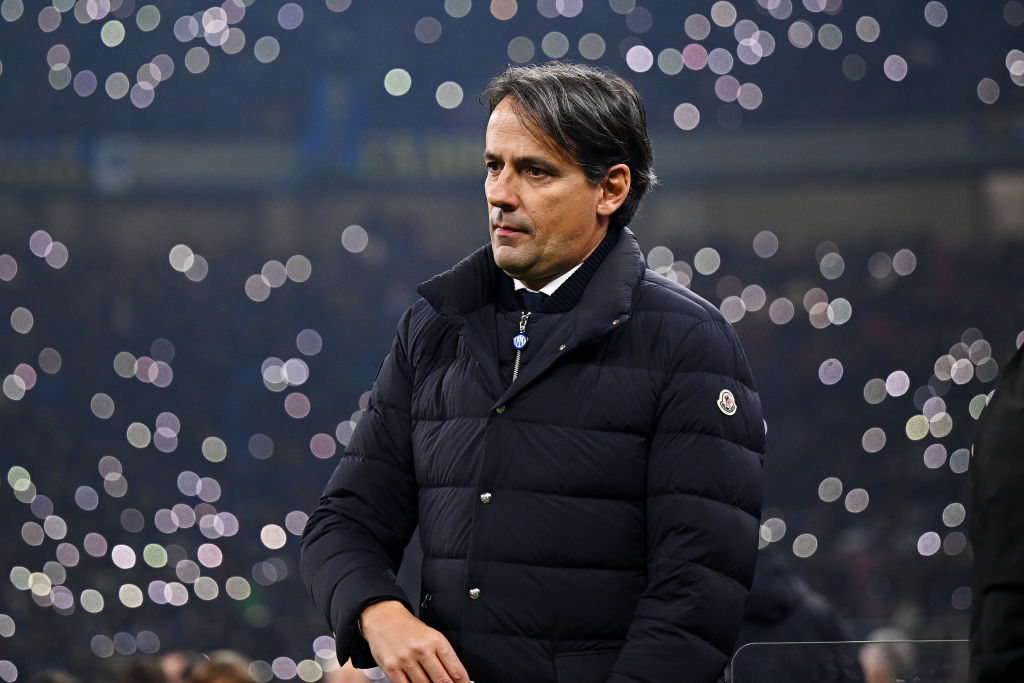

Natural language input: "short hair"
[120,658,167,683]
[482,61,656,232]
[189,651,252,683]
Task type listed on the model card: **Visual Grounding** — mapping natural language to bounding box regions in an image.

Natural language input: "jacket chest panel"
[505,356,660,435]
[412,334,494,417]
[408,334,659,502]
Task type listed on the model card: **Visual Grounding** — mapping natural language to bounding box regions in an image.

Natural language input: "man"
[971,343,1024,682]
[301,61,765,683]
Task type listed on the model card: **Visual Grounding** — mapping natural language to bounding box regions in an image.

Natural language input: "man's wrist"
[358,599,405,637]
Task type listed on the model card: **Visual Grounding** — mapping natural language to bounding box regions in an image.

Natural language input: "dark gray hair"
[482,61,657,232]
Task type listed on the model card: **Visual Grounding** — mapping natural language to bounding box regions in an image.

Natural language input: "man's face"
[484,97,608,290]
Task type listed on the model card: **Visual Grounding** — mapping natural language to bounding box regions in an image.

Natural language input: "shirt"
[513,262,584,297]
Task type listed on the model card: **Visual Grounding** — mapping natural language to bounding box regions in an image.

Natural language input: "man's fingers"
[377,659,411,683]
[434,642,468,682]
[381,646,466,683]
[379,655,437,683]
[422,654,462,683]
[399,659,432,683]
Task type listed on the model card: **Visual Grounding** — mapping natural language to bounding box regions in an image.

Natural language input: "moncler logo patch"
[718,389,737,415]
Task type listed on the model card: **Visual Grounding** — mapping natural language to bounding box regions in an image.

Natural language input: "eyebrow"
[483,151,556,170]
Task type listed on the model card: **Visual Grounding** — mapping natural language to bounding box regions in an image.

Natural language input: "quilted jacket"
[300,228,766,682]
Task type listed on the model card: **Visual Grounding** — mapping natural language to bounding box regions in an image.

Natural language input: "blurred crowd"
[27,650,382,683]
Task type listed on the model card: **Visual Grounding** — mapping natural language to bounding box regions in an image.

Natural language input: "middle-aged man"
[301,61,766,683]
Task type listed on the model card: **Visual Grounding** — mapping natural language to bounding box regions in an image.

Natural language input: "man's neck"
[512,224,609,293]
[513,263,583,296]
[494,227,620,315]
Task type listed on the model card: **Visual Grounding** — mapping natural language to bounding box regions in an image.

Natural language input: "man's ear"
[596,164,631,218]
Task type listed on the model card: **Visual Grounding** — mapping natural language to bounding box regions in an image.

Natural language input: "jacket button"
[611,319,619,325]
[469,588,481,600]
[495,405,505,414]
[558,344,566,351]
[480,492,492,504]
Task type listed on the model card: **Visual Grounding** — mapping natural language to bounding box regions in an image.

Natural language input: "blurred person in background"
[970,343,1024,682]
[301,60,765,683]
[28,670,79,683]
[730,545,863,682]
[120,658,167,683]
[159,651,203,683]
[857,628,915,683]
[188,651,252,683]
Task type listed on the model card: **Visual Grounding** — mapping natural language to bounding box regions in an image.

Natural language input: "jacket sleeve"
[609,318,766,683]
[300,308,419,667]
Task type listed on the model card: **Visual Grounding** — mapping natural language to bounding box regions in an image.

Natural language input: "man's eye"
[526,167,546,177]
[485,162,501,173]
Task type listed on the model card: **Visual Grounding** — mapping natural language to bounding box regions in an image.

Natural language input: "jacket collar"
[416,243,501,317]
[416,229,646,406]
[417,227,645,325]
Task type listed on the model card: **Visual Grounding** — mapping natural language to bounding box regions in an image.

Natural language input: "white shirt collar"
[513,262,584,297]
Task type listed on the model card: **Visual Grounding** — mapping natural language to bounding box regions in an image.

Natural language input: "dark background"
[1,0,1023,680]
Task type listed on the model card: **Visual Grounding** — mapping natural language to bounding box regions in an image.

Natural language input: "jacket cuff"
[330,568,411,665]
[347,595,413,669]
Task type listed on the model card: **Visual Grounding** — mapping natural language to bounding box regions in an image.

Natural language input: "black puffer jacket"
[301,229,765,683]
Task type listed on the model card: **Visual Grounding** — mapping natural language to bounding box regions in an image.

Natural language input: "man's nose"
[486,169,518,211]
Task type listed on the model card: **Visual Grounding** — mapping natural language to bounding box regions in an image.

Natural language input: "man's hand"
[360,600,469,683]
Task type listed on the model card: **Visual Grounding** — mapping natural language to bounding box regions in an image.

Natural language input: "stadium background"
[1,0,1023,679]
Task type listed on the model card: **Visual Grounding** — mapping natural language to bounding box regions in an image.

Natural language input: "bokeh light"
[818,477,843,503]
[884,55,909,82]
[924,1,948,28]
[819,359,844,386]
[845,488,870,513]
[254,37,281,64]
[578,33,605,60]
[792,533,818,558]
[673,103,700,131]
[490,0,517,21]
[384,69,412,96]
[415,17,442,44]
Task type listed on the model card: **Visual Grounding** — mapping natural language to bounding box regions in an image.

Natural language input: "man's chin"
[491,247,530,279]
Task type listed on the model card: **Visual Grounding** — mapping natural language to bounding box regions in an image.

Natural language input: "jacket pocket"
[554,650,619,683]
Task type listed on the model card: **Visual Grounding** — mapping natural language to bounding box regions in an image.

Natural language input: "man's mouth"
[490,207,528,236]
[493,224,526,234]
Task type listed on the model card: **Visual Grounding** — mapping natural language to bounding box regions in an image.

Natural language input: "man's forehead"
[485,97,574,164]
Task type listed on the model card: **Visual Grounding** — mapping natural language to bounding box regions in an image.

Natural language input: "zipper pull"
[512,311,530,349]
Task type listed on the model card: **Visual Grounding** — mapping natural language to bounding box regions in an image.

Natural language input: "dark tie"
[517,290,548,312]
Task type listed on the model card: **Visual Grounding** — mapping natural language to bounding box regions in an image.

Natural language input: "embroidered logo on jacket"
[718,389,737,415]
